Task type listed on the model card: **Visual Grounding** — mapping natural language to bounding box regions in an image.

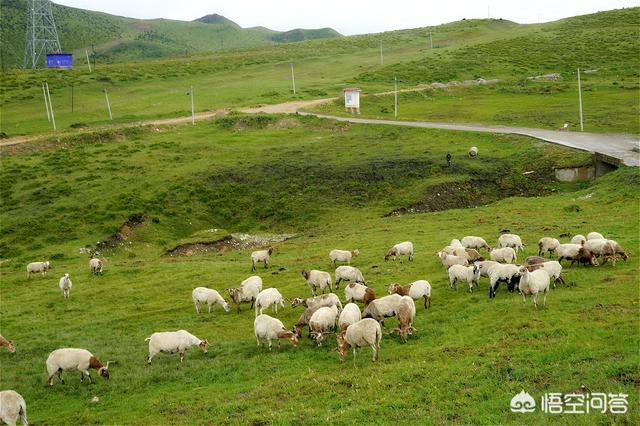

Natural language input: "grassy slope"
[0,116,638,424]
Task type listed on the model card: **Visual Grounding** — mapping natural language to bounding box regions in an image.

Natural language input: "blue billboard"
[46,54,73,68]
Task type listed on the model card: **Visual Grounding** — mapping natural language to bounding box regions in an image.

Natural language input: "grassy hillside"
[0,116,638,424]
[0,0,341,68]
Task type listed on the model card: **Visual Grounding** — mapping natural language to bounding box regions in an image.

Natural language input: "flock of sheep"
[0,232,629,425]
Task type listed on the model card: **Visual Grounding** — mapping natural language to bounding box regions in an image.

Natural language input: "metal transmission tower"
[23,0,62,69]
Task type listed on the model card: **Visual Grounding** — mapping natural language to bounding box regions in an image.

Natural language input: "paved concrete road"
[299,112,640,167]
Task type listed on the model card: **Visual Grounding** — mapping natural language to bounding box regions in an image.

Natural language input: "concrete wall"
[555,167,595,182]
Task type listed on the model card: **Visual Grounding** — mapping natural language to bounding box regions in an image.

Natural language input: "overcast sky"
[54,0,639,35]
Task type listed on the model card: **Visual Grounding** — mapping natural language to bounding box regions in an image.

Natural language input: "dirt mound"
[165,233,295,257]
[96,215,145,251]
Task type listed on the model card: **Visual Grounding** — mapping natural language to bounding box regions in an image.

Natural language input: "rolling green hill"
[0,0,341,68]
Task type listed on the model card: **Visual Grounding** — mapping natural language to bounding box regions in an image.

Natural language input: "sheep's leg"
[250,298,255,309]
[85,370,93,384]
[268,339,272,351]
[194,302,200,313]
[208,304,212,314]
[533,293,539,309]
[58,369,65,384]
[251,261,256,272]
[48,374,55,386]
[521,293,526,305]
[264,260,268,269]
[423,296,427,309]
[147,350,156,364]
[179,351,185,363]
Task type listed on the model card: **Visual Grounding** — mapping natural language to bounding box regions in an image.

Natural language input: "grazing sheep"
[587,232,605,241]
[0,390,27,426]
[526,261,565,287]
[584,239,617,265]
[498,234,524,252]
[251,248,273,271]
[488,263,521,298]
[570,234,587,245]
[557,244,597,266]
[439,245,463,256]
[474,260,499,278]
[538,238,560,257]
[227,276,263,312]
[450,239,463,248]
[464,248,485,262]
[384,241,414,262]
[0,335,16,353]
[192,287,230,314]
[89,258,103,275]
[254,314,299,350]
[291,293,342,312]
[362,294,402,325]
[58,273,72,299]
[524,256,550,266]
[438,252,469,269]
[293,305,322,338]
[518,267,550,308]
[338,303,362,331]
[254,288,285,317]
[489,247,517,264]
[301,269,332,296]
[336,318,381,362]
[329,249,359,266]
[146,330,208,364]
[461,236,490,251]
[334,266,365,289]
[447,264,481,292]
[309,305,339,345]
[608,240,629,261]
[468,146,478,158]
[393,296,416,343]
[46,348,110,386]
[388,280,432,308]
[26,261,50,278]
[344,283,376,307]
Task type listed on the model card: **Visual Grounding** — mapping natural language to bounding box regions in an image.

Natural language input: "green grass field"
[1,115,638,424]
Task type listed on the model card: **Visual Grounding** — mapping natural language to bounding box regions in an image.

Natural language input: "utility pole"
[190,85,195,125]
[380,40,383,65]
[429,32,433,49]
[394,76,398,118]
[85,50,92,72]
[577,68,584,131]
[290,63,296,95]
[71,84,74,113]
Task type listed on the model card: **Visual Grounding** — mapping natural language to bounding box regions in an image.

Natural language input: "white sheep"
[336,318,381,362]
[0,390,27,426]
[538,237,560,257]
[518,267,550,308]
[301,269,332,296]
[489,246,517,263]
[570,234,586,245]
[227,275,263,312]
[450,239,463,248]
[448,264,481,292]
[58,273,72,299]
[46,348,110,386]
[362,293,402,325]
[474,260,499,278]
[251,248,273,271]
[254,288,285,317]
[291,293,343,312]
[587,232,605,241]
[338,303,362,331]
[526,260,564,287]
[387,280,432,308]
[26,261,50,278]
[334,265,365,289]
[393,296,416,343]
[498,234,524,252]
[384,241,414,262]
[461,236,490,251]
[309,305,339,345]
[438,251,469,269]
[89,258,103,275]
[254,314,299,350]
[146,330,208,364]
[329,249,359,266]
[192,287,230,314]
[468,146,478,157]
[344,283,376,306]
[488,263,521,298]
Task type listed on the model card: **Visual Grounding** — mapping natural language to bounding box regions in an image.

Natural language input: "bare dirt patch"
[165,233,295,257]
[96,215,145,251]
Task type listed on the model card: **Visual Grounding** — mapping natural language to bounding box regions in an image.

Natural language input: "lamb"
[384,241,414,262]
[393,296,416,343]
[388,280,432,308]
[557,244,597,266]
[334,265,365,289]
[488,263,521,298]
[461,236,490,251]
[584,239,617,265]
[518,267,550,308]
[336,318,381,362]
[338,303,362,331]
[0,390,28,426]
[570,234,587,245]
[46,348,110,385]
[447,264,481,292]
[438,252,469,269]
[254,288,285,317]
[0,335,16,353]
[227,275,263,312]
[526,260,565,287]
[291,293,342,312]
[344,283,376,307]
[58,273,72,299]
[608,240,629,261]
[192,287,230,314]
[538,237,560,257]
[89,258,103,275]
[587,232,605,241]
[498,234,524,252]
[329,249,359,266]
[474,260,499,278]
[146,330,208,364]
[489,247,517,264]
[362,293,402,325]
[301,269,332,296]
[251,248,273,271]
[26,261,50,278]
[309,305,339,345]
[254,314,299,350]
